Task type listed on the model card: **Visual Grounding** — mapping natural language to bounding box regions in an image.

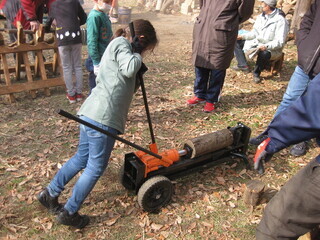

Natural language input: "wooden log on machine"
[184,129,234,158]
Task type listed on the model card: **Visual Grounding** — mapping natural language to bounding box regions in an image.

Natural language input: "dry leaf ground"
[1,1,319,239]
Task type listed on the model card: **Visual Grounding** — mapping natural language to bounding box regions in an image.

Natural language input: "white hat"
[259,0,277,7]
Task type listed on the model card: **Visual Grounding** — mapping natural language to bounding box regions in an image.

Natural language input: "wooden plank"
[1,53,15,102]
[22,52,37,98]
[0,42,58,54]
[0,77,65,95]
[0,62,54,74]
[15,53,23,80]
[35,49,51,96]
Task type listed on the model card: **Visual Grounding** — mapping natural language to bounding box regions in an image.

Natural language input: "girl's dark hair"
[113,19,158,52]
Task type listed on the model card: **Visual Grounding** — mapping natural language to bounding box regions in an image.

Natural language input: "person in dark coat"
[45,0,87,103]
[253,72,320,239]
[187,0,255,112]
[250,0,320,157]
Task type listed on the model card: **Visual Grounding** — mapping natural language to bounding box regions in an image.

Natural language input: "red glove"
[254,137,273,174]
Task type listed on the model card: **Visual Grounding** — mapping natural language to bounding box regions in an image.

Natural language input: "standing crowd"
[1,0,320,239]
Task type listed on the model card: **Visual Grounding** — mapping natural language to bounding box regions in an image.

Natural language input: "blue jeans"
[274,66,311,117]
[47,116,117,214]
[234,40,248,67]
[194,67,226,103]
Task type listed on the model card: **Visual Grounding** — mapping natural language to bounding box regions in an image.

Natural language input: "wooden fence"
[0,23,64,103]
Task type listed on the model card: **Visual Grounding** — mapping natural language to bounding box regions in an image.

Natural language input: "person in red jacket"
[0,0,55,31]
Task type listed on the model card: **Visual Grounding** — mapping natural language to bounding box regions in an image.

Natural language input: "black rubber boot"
[37,189,63,214]
[290,141,308,157]
[57,209,89,229]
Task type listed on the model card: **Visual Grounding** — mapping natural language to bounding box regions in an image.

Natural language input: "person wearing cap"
[233,0,289,83]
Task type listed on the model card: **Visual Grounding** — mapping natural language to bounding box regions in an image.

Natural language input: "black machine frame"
[122,123,251,193]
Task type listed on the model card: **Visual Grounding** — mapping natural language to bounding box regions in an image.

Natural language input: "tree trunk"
[291,0,313,32]
[156,0,163,11]
[160,0,174,13]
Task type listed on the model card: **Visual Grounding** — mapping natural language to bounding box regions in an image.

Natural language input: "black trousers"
[253,50,271,77]
[256,158,320,239]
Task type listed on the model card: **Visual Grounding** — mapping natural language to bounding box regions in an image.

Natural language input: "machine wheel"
[119,164,134,190]
[137,175,173,212]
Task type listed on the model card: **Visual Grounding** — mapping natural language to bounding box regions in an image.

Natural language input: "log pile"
[137,0,298,24]
[137,0,198,14]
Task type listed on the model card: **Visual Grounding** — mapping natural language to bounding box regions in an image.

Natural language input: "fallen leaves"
[0,7,317,240]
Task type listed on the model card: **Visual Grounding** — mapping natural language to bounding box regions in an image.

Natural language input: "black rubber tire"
[137,175,173,212]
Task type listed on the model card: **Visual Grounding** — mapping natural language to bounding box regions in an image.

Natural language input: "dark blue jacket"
[265,73,320,154]
[47,0,87,46]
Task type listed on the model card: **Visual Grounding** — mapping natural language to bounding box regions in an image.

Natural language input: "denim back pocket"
[86,126,103,138]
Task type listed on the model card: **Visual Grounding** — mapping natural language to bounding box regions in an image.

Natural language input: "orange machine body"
[134,143,180,177]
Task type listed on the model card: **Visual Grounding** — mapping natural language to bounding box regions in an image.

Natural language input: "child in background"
[37,19,158,229]
[85,0,113,93]
[46,0,87,103]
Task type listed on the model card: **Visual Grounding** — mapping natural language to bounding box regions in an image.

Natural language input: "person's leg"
[85,56,96,93]
[63,117,117,214]
[58,45,76,97]
[253,50,271,83]
[194,66,210,99]
[274,66,311,117]
[47,118,90,197]
[256,158,320,239]
[250,66,311,146]
[206,69,226,103]
[7,20,17,43]
[88,72,96,93]
[234,40,248,68]
[71,43,83,96]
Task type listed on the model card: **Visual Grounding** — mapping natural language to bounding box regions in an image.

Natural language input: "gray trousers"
[58,43,83,96]
[256,158,320,239]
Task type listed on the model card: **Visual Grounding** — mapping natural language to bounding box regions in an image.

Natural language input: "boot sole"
[57,214,90,229]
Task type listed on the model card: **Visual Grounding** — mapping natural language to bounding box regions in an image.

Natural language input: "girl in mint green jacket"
[37,19,158,229]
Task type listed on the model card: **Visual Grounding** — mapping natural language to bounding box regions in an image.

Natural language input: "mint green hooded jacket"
[78,37,142,133]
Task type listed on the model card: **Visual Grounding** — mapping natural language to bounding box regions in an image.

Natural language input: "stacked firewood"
[137,0,195,14]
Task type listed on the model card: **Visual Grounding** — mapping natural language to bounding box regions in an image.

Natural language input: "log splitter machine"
[57,23,251,213]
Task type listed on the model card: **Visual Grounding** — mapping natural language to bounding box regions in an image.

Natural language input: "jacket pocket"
[309,161,320,185]
[214,22,232,32]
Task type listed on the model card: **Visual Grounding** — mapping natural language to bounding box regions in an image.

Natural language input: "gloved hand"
[138,62,148,76]
[134,62,148,92]
[254,137,273,174]
[131,36,144,54]
[93,64,100,76]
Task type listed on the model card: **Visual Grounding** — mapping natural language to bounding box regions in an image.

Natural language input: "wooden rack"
[0,22,64,103]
